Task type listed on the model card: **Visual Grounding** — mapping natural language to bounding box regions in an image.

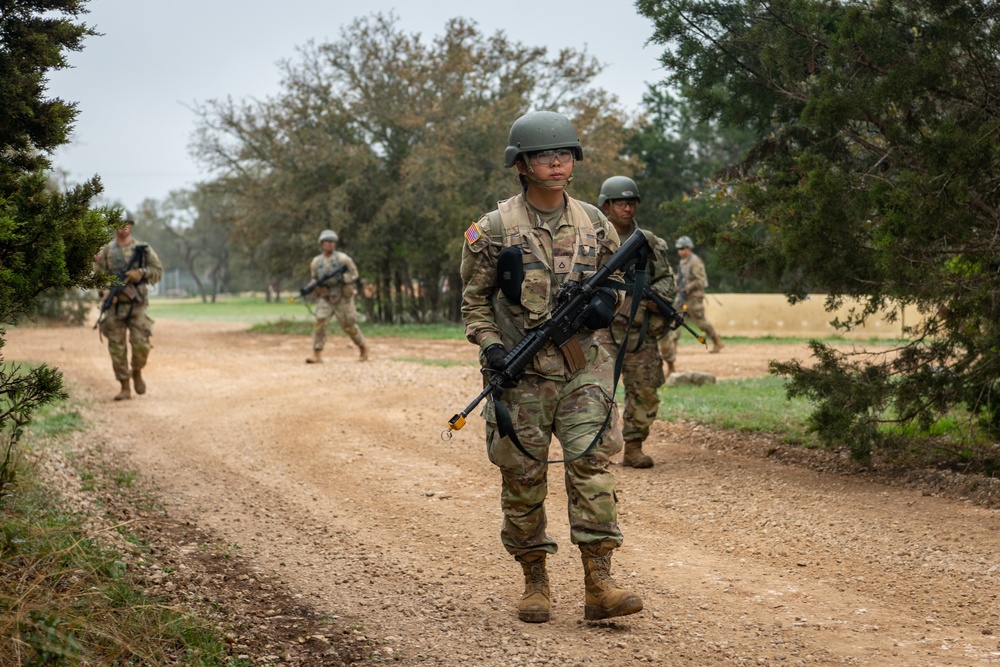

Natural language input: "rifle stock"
[444,229,652,437]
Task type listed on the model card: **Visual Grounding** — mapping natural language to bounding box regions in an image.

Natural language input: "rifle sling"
[492,266,648,465]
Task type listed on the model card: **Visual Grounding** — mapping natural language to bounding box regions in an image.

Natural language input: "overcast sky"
[47,1,666,211]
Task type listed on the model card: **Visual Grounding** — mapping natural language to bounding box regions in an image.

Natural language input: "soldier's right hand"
[484,344,507,371]
[484,344,521,388]
[124,268,144,284]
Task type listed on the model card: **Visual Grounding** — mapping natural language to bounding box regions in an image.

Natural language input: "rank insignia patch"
[465,222,482,245]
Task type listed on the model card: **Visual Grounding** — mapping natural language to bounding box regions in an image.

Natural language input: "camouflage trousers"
[99,304,154,381]
[596,329,665,445]
[312,297,365,350]
[658,301,717,363]
[482,355,624,558]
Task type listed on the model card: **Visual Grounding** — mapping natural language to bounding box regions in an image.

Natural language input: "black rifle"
[300,263,349,297]
[445,229,652,436]
[96,244,148,325]
[641,286,706,344]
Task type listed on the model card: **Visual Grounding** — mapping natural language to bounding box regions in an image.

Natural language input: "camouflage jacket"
[460,192,622,380]
[93,238,164,304]
[309,251,359,302]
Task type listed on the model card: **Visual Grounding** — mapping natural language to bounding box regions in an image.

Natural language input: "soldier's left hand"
[124,268,144,283]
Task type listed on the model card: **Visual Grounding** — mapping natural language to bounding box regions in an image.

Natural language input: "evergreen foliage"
[639,0,1000,453]
[0,0,113,497]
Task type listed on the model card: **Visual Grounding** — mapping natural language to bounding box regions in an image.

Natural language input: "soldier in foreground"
[93,210,163,401]
[305,229,368,363]
[594,176,675,468]
[460,110,642,624]
[659,235,725,368]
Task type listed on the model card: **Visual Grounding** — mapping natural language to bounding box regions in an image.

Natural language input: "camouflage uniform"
[93,238,163,382]
[594,225,675,446]
[659,251,720,363]
[309,251,366,352]
[461,192,626,556]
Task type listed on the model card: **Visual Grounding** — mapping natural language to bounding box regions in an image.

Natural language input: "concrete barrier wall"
[702,294,925,340]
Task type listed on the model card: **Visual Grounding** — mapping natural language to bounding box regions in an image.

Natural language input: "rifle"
[445,228,652,437]
[95,244,148,326]
[641,286,706,345]
[299,263,349,297]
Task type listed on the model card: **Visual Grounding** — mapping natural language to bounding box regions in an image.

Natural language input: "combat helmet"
[675,235,694,249]
[121,209,136,226]
[598,176,641,208]
[504,111,583,168]
[318,229,339,244]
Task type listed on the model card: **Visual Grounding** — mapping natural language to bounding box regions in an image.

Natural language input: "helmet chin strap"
[524,163,573,191]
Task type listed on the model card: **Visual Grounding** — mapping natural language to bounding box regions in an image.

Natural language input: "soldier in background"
[461,111,642,624]
[306,229,368,363]
[93,210,163,401]
[594,176,675,469]
[659,235,725,369]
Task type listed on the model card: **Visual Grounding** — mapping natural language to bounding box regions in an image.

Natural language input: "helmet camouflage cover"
[504,110,584,168]
[675,235,694,249]
[598,176,641,208]
[318,229,339,243]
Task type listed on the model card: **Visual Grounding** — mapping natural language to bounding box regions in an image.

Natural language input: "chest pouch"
[496,246,524,306]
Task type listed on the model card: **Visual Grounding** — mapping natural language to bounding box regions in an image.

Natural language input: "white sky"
[48,1,666,211]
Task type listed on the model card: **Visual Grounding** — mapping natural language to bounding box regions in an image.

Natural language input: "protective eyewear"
[531,149,575,166]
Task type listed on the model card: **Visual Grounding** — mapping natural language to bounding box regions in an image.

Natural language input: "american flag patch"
[465,222,482,245]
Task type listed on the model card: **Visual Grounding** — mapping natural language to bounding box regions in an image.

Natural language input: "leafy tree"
[622,85,760,291]
[138,186,237,302]
[191,13,632,321]
[0,0,114,497]
[639,0,1000,456]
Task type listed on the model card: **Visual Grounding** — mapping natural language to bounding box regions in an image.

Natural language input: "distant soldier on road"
[659,235,725,370]
[305,229,368,363]
[93,210,163,401]
[594,176,675,469]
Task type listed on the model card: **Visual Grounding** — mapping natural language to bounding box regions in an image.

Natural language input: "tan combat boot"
[306,350,323,364]
[358,343,369,362]
[113,379,131,401]
[132,368,146,395]
[515,552,550,623]
[621,441,654,468]
[710,333,725,354]
[580,541,643,621]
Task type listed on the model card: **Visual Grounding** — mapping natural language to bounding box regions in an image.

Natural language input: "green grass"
[1,397,252,666]
[149,294,312,323]
[655,376,815,443]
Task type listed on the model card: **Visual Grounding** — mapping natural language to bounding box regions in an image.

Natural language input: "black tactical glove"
[483,344,521,388]
[584,286,618,330]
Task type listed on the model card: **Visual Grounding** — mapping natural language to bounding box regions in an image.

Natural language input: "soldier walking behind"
[461,110,643,624]
[93,211,163,401]
[594,176,675,468]
[659,235,725,369]
[306,229,368,363]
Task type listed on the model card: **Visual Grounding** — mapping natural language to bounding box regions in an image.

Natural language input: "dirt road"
[8,319,1000,666]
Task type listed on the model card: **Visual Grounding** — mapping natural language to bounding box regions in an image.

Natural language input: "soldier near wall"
[305,229,368,363]
[461,110,642,624]
[593,176,675,469]
[92,211,163,401]
[659,235,725,369]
